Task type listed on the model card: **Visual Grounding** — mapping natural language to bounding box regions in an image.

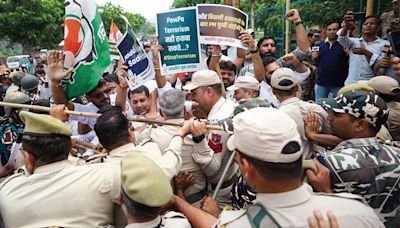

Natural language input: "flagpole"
[285,0,291,55]
[0,102,223,131]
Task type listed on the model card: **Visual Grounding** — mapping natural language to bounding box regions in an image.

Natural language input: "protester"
[338,13,389,84]
[313,21,349,103]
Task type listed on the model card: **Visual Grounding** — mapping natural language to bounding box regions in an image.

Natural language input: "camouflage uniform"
[381,10,400,40]
[321,90,400,227]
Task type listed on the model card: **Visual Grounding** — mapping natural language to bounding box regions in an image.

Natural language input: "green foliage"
[98,2,150,34]
[0,0,64,52]
[172,0,224,8]
[0,1,154,53]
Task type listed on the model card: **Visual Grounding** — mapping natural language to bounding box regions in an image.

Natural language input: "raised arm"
[240,31,265,82]
[47,51,75,110]
[115,59,129,113]
[286,9,309,52]
[151,36,167,89]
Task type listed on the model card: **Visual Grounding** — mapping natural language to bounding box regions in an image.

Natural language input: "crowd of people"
[0,3,399,228]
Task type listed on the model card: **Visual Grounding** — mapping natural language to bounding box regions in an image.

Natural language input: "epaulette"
[0,172,24,189]
[313,191,368,205]
[162,211,186,219]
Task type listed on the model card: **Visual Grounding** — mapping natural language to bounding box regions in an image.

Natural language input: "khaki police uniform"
[137,118,219,206]
[125,211,191,228]
[279,97,330,159]
[121,152,190,228]
[214,184,384,228]
[206,97,237,205]
[0,160,120,228]
[0,111,122,228]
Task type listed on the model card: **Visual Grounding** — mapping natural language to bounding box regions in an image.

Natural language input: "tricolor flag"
[63,0,111,99]
[109,20,123,43]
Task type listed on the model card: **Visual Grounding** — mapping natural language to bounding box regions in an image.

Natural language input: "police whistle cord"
[0,102,223,131]
[212,150,236,199]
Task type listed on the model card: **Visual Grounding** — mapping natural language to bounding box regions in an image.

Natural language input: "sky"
[95,0,174,23]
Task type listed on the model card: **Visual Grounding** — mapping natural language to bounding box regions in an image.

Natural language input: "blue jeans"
[314,84,341,104]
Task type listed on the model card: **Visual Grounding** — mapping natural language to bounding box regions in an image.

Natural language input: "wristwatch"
[294,21,303,26]
[249,47,259,54]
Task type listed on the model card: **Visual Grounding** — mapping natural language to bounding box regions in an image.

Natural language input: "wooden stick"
[0,102,223,131]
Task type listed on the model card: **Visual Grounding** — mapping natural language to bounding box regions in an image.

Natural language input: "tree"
[0,0,64,53]
[98,2,151,36]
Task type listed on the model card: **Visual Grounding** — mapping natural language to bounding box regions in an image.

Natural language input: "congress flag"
[109,19,123,43]
[63,0,111,99]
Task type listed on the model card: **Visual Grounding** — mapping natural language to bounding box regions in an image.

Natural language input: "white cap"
[368,76,400,96]
[227,76,260,91]
[182,70,221,91]
[227,108,302,163]
[271,67,297,90]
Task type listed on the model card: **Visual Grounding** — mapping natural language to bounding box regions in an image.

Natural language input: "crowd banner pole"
[0,102,223,131]
[285,0,291,55]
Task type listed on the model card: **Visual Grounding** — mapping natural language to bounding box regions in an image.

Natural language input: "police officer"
[21,74,40,100]
[136,89,218,206]
[271,68,330,158]
[0,111,121,227]
[313,90,400,227]
[182,69,237,206]
[0,92,30,166]
[173,108,384,227]
[120,152,191,228]
[5,71,25,96]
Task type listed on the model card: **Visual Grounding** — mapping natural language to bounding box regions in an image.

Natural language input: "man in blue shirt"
[313,21,349,103]
[27,56,36,75]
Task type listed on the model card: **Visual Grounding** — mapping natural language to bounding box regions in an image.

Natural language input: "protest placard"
[156,7,203,75]
[117,16,155,90]
[197,4,248,49]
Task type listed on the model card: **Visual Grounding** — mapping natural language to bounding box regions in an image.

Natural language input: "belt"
[186,190,206,204]
[210,174,239,190]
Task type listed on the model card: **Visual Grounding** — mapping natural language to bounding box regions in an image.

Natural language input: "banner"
[117,16,155,90]
[63,0,111,99]
[156,7,203,75]
[197,4,248,49]
[109,19,123,43]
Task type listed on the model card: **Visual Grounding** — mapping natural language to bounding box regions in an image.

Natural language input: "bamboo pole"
[366,0,374,16]
[285,0,291,55]
[0,102,223,131]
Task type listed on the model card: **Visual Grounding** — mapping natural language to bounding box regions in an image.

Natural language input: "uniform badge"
[208,133,222,153]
